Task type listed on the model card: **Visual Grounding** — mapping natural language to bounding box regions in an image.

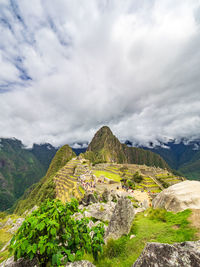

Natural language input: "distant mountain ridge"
[141,139,200,180]
[0,138,57,211]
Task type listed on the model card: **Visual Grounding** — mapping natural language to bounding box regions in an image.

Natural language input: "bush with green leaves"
[132,171,143,183]
[9,199,105,266]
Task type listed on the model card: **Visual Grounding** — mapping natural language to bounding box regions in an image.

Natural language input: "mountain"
[86,126,169,170]
[142,139,200,180]
[0,138,57,211]
[14,144,76,214]
[30,143,58,170]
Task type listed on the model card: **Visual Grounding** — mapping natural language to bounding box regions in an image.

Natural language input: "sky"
[0,0,200,147]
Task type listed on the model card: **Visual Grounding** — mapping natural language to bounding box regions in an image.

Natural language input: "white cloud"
[0,0,200,147]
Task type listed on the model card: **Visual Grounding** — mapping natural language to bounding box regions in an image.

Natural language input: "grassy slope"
[84,209,197,267]
[0,212,22,263]
[14,145,76,215]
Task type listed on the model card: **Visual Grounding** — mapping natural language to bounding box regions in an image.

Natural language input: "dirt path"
[188,209,200,238]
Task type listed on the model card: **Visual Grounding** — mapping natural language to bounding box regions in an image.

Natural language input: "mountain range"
[1,126,200,211]
[0,139,57,211]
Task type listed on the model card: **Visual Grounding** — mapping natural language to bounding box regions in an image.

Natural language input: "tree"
[132,171,143,183]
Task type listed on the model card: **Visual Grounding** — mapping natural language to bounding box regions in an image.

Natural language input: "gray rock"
[84,202,116,222]
[132,241,200,267]
[105,197,135,241]
[4,218,13,226]
[0,239,11,252]
[81,193,98,206]
[152,181,200,212]
[0,256,39,267]
[102,189,112,202]
[65,260,96,267]
[8,218,24,234]
[23,205,38,216]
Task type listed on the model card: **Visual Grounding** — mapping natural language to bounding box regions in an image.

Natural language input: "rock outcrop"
[84,202,116,222]
[65,260,96,267]
[0,256,39,267]
[152,180,200,212]
[0,258,95,267]
[81,193,98,206]
[132,241,200,267]
[105,197,135,241]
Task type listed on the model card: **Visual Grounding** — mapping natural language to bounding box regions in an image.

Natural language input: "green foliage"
[103,236,128,259]
[10,199,105,266]
[132,171,143,183]
[119,166,128,172]
[46,145,76,179]
[156,177,169,188]
[14,145,75,214]
[0,138,49,211]
[171,169,183,177]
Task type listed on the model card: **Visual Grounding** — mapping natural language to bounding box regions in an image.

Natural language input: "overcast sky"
[0,0,200,147]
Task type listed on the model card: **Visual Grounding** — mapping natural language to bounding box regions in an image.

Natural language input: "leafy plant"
[132,171,143,183]
[10,199,105,266]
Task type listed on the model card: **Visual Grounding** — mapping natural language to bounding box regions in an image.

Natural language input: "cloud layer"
[0,0,200,147]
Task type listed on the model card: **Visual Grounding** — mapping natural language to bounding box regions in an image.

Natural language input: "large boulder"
[132,241,200,267]
[105,197,135,241]
[152,181,200,212]
[0,256,39,267]
[84,202,116,222]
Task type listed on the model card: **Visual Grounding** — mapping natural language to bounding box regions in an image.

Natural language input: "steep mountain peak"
[86,126,125,163]
[86,126,170,169]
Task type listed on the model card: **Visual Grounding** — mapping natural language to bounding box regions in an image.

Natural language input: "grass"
[93,170,122,182]
[0,213,22,263]
[84,208,197,267]
[79,186,85,195]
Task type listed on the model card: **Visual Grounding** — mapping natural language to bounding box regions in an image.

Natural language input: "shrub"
[119,166,128,172]
[132,171,143,183]
[10,199,105,266]
[103,236,128,258]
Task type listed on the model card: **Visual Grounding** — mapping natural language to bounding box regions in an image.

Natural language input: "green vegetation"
[10,199,105,266]
[93,170,121,182]
[156,177,170,188]
[0,138,49,211]
[132,171,143,183]
[86,126,170,170]
[14,145,75,215]
[0,213,22,263]
[93,208,196,267]
[45,145,76,178]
